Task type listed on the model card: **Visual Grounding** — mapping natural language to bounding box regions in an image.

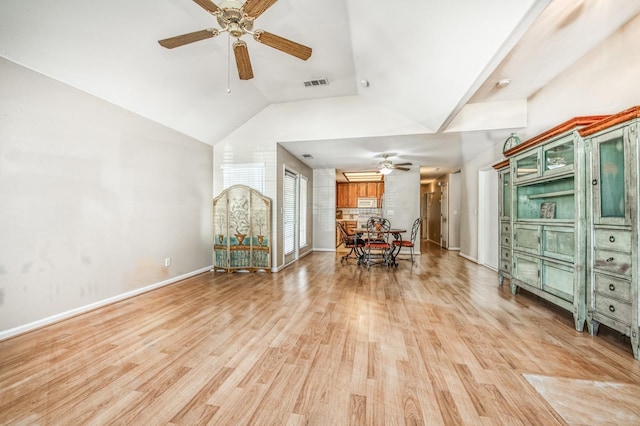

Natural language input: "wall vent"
[303,78,329,87]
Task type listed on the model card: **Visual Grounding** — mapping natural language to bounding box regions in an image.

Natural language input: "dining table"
[352,227,406,268]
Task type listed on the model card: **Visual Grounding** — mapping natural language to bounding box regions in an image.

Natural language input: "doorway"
[440,182,449,248]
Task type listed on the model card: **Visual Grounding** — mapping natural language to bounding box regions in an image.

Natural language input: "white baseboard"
[448,247,460,251]
[0,266,212,342]
[458,252,478,263]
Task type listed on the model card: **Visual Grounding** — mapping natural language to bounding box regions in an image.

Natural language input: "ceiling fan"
[158,0,312,80]
[377,154,412,175]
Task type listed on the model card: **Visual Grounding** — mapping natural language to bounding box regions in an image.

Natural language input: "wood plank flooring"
[2,241,640,425]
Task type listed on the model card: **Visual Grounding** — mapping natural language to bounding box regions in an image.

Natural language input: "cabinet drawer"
[501,247,511,262]
[500,259,511,274]
[501,233,511,247]
[594,228,631,253]
[542,261,574,302]
[501,222,511,235]
[514,225,540,255]
[593,249,632,276]
[542,226,574,263]
[594,273,631,302]
[594,294,631,326]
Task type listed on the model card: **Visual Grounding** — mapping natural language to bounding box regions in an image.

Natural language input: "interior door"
[441,182,449,248]
[423,192,430,239]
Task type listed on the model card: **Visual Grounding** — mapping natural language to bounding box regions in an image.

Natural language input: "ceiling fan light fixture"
[228,22,243,38]
[379,167,393,175]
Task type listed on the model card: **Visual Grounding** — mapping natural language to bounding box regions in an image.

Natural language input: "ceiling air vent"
[303,78,329,87]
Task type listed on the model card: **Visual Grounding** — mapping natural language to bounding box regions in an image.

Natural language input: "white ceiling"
[1,0,639,182]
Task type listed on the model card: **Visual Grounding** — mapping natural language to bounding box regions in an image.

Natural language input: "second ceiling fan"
[378,154,412,175]
[158,0,312,80]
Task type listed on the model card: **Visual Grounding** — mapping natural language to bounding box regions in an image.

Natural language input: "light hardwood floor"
[2,241,640,425]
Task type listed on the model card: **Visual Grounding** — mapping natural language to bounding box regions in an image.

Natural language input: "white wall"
[478,168,499,269]
[459,132,506,262]
[447,172,462,250]
[0,58,213,335]
[527,13,640,135]
[313,169,337,251]
[382,168,421,252]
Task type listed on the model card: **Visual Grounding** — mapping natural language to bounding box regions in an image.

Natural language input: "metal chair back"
[365,217,392,268]
[393,217,420,263]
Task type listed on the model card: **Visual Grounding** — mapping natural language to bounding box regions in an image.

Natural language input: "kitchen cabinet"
[336,182,384,208]
[580,106,640,359]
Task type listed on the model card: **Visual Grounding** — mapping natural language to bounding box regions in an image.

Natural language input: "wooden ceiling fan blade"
[394,167,411,171]
[394,162,413,166]
[242,0,278,18]
[158,29,218,49]
[233,40,254,80]
[192,0,220,14]
[254,30,312,60]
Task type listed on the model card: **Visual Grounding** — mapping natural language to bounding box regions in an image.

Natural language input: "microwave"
[357,197,378,208]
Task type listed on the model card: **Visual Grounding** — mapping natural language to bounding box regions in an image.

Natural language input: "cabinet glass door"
[543,137,574,176]
[502,170,511,219]
[514,151,540,182]
[591,128,629,225]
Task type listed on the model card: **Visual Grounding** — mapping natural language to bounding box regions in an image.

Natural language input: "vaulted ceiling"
[1,0,639,181]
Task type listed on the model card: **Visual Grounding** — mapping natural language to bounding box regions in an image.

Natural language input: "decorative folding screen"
[212,185,271,273]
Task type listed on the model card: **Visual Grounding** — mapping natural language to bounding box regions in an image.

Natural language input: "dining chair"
[364,217,392,269]
[393,217,420,263]
[337,221,365,263]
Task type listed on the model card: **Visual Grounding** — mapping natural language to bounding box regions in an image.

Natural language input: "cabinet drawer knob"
[505,238,509,243]
[606,257,614,262]
[609,235,615,243]
[609,283,616,291]
[592,179,598,185]
[505,252,509,257]
[609,305,616,313]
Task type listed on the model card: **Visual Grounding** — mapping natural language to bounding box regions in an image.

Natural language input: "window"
[300,175,308,247]
[283,171,296,255]
[222,163,265,193]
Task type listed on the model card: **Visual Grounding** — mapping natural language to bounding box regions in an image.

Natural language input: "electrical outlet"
[164,257,171,267]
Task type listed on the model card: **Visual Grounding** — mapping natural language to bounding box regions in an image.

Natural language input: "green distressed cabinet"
[581,106,640,360]
[213,184,272,273]
[495,116,605,332]
[495,162,512,285]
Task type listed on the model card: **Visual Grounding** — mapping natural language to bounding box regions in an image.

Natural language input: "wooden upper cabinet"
[347,184,358,207]
[357,183,368,197]
[336,183,348,207]
[336,182,385,207]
